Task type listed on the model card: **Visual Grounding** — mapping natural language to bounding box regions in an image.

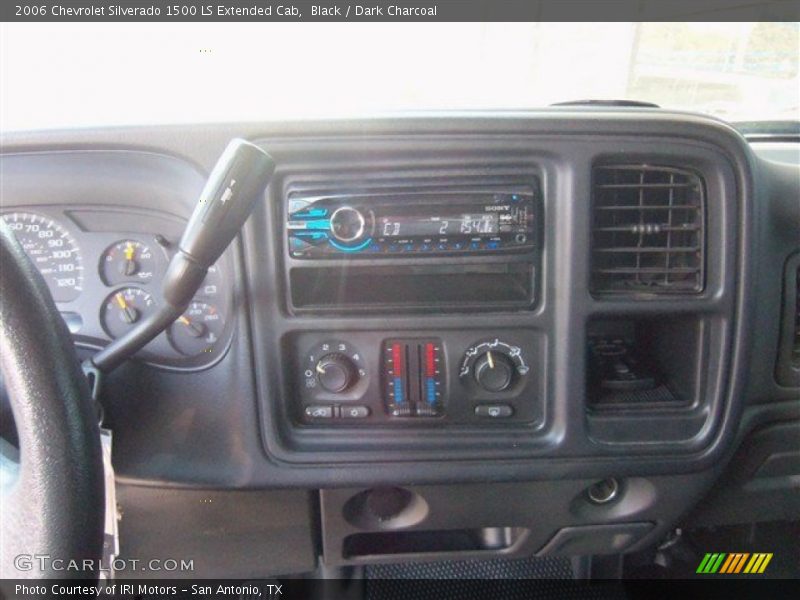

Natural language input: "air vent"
[776,255,800,387]
[591,165,705,294]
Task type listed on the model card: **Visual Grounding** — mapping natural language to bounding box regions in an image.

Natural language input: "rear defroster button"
[475,404,514,418]
[341,405,370,419]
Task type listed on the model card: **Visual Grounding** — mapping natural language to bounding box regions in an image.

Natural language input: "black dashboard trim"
[0,110,765,489]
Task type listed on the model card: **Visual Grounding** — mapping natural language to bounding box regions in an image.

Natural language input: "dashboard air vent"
[591,165,705,294]
[776,255,800,387]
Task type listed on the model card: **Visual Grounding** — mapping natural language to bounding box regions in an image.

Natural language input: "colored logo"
[696,552,773,574]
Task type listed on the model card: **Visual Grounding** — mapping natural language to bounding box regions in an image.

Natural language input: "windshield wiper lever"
[86,138,275,375]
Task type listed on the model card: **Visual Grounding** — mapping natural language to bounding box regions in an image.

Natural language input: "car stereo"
[286,187,538,259]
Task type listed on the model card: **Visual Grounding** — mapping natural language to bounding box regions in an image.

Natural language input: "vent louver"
[591,165,705,294]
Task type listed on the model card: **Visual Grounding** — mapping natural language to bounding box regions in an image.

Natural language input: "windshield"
[1,21,797,131]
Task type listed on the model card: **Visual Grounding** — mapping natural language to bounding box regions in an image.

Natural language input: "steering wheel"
[0,220,104,578]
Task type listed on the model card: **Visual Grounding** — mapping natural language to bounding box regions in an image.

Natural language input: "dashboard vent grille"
[591,165,705,294]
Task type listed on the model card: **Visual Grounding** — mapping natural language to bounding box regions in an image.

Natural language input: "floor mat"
[366,557,627,600]
[367,555,573,579]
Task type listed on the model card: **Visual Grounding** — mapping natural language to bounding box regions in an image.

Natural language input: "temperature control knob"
[474,351,515,392]
[329,206,366,242]
[460,339,530,394]
[315,353,357,393]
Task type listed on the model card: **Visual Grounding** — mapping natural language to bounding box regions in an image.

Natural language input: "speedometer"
[1,212,84,302]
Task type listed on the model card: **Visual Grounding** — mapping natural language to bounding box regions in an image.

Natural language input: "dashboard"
[1,111,798,575]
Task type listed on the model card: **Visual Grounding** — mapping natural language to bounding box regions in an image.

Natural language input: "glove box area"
[319,475,716,567]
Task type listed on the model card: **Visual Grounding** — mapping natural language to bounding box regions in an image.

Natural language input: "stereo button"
[290,237,311,252]
[330,206,366,242]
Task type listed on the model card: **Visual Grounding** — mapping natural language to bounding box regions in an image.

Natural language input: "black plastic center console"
[240,112,754,483]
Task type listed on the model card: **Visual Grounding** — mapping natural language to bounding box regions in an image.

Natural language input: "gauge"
[168,302,224,356]
[101,287,156,339]
[459,338,530,393]
[100,239,157,286]
[1,212,83,302]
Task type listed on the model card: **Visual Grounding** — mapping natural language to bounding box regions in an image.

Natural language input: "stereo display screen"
[379,213,499,237]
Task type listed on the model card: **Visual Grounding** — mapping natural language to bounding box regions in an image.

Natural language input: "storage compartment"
[343,527,524,558]
[289,261,534,312]
[586,316,702,411]
[320,479,696,566]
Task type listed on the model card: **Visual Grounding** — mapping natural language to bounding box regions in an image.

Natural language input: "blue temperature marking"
[393,377,405,403]
[329,238,373,253]
[426,378,436,404]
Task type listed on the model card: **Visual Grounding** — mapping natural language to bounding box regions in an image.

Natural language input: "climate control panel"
[382,339,445,417]
[292,330,544,426]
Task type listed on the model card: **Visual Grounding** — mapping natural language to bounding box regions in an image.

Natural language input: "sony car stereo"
[286,187,538,259]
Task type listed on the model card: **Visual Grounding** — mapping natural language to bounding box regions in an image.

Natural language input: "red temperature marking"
[392,343,403,375]
[426,343,435,377]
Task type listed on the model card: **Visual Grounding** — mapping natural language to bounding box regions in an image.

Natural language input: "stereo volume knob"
[474,351,515,392]
[315,353,358,393]
[329,206,366,243]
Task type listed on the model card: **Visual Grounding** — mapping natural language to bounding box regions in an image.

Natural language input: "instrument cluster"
[2,209,233,370]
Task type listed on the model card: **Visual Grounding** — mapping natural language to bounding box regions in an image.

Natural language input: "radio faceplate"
[287,187,538,259]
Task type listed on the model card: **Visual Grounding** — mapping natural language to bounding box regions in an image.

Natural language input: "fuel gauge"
[101,287,156,339]
[100,240,157,286]
[168,302,224,357]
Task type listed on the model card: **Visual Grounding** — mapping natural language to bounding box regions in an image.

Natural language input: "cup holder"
[343,486,429,531]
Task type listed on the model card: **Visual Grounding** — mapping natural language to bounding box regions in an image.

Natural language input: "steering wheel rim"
[0,220,104,578]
